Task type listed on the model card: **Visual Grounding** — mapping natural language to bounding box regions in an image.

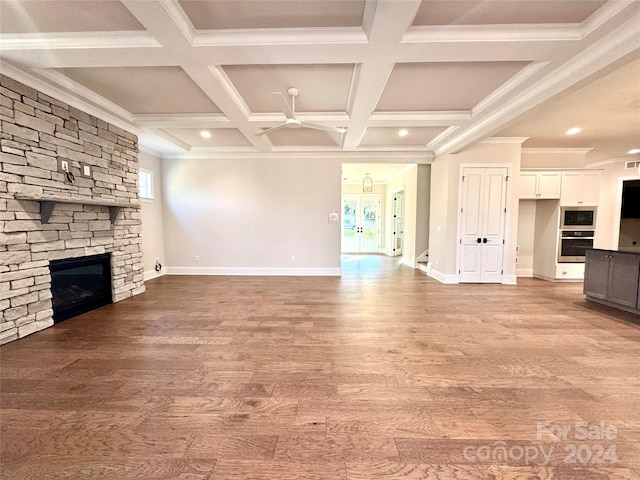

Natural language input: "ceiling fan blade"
[270,91,295,119]
[301,122,347,134]
[255,123,287,136]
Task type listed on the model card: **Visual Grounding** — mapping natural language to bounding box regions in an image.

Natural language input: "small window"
[139,169,153,200]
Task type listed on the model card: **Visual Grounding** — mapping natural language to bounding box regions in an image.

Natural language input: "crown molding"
[481,137,529,145]
[132,114,231,128]
[163,149,434,162]
[472,61,549,116]
[192,27,368,46]
[0,31,160,51]
[403,24,580,44]
[0,62,138,135]
[580,0,637,38]
[368,111,470,127]
[522,148,593,155]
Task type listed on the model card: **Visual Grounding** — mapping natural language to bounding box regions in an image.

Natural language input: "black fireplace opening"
[50,253,113,323]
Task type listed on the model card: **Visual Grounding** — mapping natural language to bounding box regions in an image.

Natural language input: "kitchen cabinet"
[561,171,600,206]
[584,249,640,312]
[519,171,561,199]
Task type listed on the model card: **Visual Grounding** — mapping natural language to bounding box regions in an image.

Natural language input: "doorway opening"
[341,194,381,253]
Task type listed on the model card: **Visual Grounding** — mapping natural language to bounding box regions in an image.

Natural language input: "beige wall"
[139,150,166,280]
[428,141,522,283]
[162,156,342,274]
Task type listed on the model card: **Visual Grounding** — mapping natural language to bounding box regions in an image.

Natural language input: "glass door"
[341,195,381,253]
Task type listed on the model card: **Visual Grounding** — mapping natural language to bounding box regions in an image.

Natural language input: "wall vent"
[625,161,640,169]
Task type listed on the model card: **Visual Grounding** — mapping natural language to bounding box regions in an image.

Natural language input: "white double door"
[341,194,381,253]
[459,167,508,283]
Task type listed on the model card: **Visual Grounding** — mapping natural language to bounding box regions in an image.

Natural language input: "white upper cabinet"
[519,171,561,199]
[560,171,600,206]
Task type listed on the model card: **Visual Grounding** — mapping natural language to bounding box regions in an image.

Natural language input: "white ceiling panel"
[0,0,144,33]
[223,64,354,113]
[376,62,530,112]
[55,67,221,115]
[179,0,366,30]
[413,0,605,26]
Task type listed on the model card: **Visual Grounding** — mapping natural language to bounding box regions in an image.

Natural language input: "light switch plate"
[80,163,92,178]
[58,158,69,172]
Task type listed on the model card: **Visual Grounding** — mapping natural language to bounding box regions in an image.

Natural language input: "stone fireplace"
[0,74,145,344]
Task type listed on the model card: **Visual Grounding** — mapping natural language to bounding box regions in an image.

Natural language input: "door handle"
[477,238,481,243]
[483,238,488,243]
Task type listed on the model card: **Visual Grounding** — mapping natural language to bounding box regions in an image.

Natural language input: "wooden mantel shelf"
[15,193,140,224]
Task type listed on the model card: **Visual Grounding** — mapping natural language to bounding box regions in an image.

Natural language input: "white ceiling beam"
[431,9,640,156]
[342,0,422,150]
[120,0,273,152]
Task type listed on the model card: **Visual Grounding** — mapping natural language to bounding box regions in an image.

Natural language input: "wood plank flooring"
[1,255,640,479]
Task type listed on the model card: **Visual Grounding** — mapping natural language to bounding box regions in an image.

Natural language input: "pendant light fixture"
[362,173,373,193]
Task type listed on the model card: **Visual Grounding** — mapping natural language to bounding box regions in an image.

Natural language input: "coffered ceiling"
[0,0,638,164]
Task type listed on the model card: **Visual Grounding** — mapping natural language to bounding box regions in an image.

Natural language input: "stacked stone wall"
[0,75,144,344]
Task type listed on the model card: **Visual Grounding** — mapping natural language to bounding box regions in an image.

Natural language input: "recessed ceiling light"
[398,129,409,137]
[200,130,212,139]
[565,127,581,135]
[628,148,640,155]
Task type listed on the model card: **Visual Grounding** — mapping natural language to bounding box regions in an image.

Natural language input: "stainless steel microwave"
[560,207,596,229]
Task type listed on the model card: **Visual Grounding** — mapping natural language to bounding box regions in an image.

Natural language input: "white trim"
[0,31,160,50]
[144,269,165,281]
[192,27,368,46]
[427,268,458,284]
[165,266,342,276]
[163,149,435,161]
[480,137,529,145]
[502,274,518,285]
[403,24,581,43]
[516,268,534,277]
[522,147,594,155]
[472,61,548,116]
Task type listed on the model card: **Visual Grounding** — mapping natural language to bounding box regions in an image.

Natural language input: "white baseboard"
[165,266,342,276]
[516,268,533,277]
[427,267,458,284]
[144,269,165,281]
[502,274,518,285]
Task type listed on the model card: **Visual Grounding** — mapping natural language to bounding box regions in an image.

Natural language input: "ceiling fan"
[255,87,347,136]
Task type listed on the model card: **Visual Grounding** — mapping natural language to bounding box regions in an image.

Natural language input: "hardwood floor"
[1,255,640,479]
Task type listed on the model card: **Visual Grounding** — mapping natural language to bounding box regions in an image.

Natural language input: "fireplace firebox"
[49,253,113,323]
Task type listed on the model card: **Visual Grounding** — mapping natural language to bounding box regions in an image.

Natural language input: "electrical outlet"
[194,256,200,262]
[290,256,296,262]
[60,159,69,172]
